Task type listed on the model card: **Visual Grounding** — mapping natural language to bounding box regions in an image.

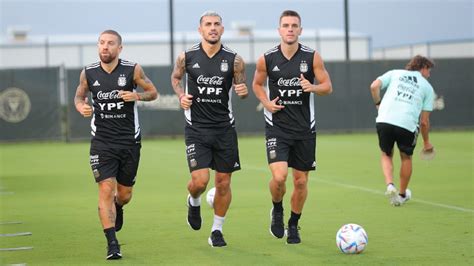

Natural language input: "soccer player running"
[370,55,435,206]
[252,10,332,244]
[74,30,158,259]
[170,11,248,247]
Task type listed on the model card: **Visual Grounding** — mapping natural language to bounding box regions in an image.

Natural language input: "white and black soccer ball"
[336,223,368,254]
[206,187,216,208]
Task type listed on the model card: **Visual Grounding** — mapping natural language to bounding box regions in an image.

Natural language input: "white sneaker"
[399,189,412,205]
[385,184,401,206]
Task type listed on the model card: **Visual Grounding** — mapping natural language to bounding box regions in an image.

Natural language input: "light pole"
[344,0,350,61]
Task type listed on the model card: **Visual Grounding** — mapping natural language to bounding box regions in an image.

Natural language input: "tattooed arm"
[74,69,93,117]
[233,54,248,99]
[120,64,158,102]
[171,52,192,110]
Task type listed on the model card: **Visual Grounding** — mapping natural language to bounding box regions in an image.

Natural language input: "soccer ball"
[336,223,368,254]
[206,187,216,208]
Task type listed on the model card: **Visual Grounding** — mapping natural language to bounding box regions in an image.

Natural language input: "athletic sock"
[211,215,225,232]
[288,211,301,227]
[114,197,123,207]
[104,227,117,244]
[399,193,406,198]
[272,200,283,212]
[189,195,201,207]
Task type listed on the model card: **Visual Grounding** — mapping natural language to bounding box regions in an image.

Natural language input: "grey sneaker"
[398,189,412,205]
[187,194,202,230]
[106,240,122,260]
[269,207,285,238]
[286,225,301,244]
[208,230,227,247]
[385,184,401,206]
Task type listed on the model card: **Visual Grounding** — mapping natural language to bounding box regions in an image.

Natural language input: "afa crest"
[118,74,127,87]
[299,61,308,73]
[220,60,229,72]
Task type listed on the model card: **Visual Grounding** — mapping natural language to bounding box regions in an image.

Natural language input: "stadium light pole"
[344,0,350,61]
[169,0,175,67]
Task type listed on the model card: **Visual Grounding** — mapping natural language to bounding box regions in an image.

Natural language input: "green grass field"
[1,131,473,265]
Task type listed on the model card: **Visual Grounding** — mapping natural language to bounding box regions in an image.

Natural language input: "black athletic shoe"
[208,230,227,247]
[270,207,285,238]
[115,202,123,232]
[286,225,301,244]
[187,195,202,230]
[106,240,122,260]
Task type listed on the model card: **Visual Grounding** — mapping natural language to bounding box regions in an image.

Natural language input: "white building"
[0,29,370,68]
[1,28,472,69]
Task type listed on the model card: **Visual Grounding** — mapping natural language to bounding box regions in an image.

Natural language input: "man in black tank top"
[171,11,248,247]
[252,10,333,244]
[74,30,158,260]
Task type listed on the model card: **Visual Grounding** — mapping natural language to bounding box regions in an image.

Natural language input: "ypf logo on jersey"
[300,61,308,73]
[0,87,31,123]
[220,60,229,72]
[118,74,127,87]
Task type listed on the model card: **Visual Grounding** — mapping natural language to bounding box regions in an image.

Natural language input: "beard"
[204,36,220,45]
[100,53,116,64]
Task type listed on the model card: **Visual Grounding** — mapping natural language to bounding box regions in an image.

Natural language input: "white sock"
[189,195,201,207]
[211,215,225,232]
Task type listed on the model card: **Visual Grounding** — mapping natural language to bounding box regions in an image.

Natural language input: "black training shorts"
[376,122,418,156]
[89,144,141,186]
[185,127,241,173]
[266,135,316,171]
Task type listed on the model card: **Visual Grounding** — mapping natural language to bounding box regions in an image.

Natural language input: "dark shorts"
[266,136,316,171]
[185,128,241,173]
[90,144,141,186]
[376,123,418,156]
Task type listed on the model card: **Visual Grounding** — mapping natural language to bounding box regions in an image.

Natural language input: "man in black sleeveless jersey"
[252,10,333,244]
[171,11,248,247]
[74,30,158,259]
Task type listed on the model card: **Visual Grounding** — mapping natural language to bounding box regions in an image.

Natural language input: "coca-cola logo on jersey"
[97,90,121,100]
[197,75,224,85]
[277,77,301,87]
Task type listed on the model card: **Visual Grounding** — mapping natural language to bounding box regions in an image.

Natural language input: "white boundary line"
[0,232,32,237]
[0,247,33,251]
[0,221,23,225]
[244,165,474,214]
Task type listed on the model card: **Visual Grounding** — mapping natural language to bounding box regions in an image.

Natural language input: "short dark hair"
[199,10,222,24]
[99,30,122,45]
[405,55,435,71]
[279,10,301,25]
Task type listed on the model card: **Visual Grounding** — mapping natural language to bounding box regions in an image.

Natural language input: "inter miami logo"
[0,87,31,123]
[220,60,228,72]
[299,61,308,73]
[118,74,127,87]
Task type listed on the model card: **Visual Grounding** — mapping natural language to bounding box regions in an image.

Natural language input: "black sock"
[114,197,123,208]
[288,211,301,227]
[399,193,406,198]
[272,200,283,212]
[104,227,117,244]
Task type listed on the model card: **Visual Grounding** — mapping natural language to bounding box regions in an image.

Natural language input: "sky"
[0,0,472,48]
